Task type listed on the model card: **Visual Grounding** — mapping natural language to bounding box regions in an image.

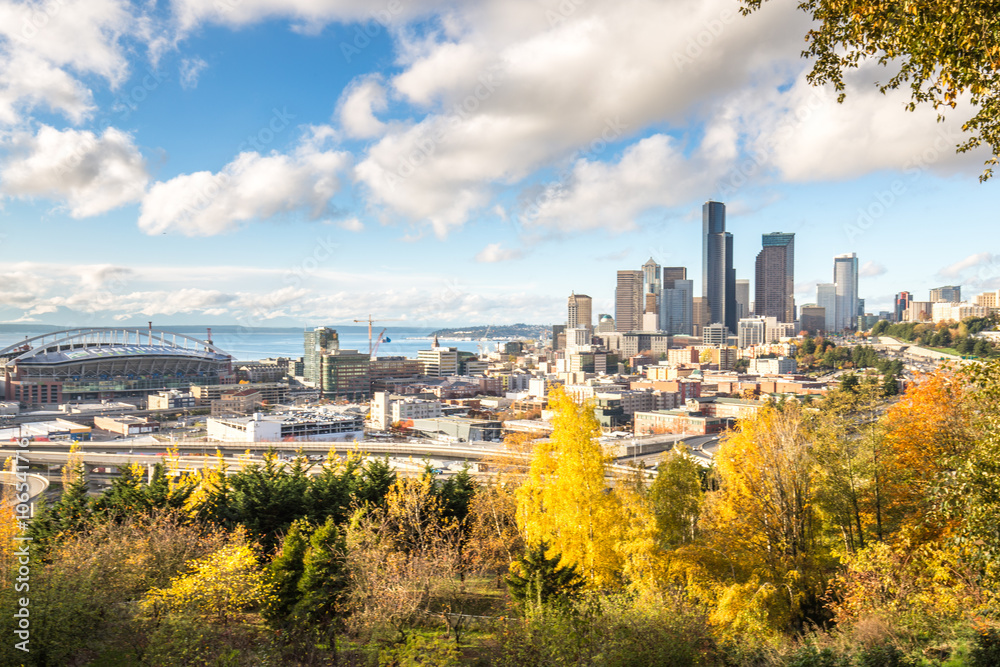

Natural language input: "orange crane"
[353,315,402,357]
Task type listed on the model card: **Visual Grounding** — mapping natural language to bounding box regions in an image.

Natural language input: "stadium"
[1,326,232,406]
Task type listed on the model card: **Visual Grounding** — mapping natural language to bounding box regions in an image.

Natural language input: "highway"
[0,471,50,500]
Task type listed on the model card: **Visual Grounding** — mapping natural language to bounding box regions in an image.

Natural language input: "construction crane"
[353,315,403,357]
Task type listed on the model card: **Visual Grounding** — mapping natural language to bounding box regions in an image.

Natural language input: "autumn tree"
[690,402,831,638]
[648,447,704,550]
[516,386,623,588]
[740,1,1000,179]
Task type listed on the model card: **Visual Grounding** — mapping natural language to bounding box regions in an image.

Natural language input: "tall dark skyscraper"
[615,270,643,332]
[754,232,795,322]
[702,201,736,332]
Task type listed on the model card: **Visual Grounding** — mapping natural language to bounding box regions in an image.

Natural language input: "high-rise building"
[702,201,736,332]
[615,270,643,332]
[894,292,912,322]
[737,316,767,348]
[817,283,837,333]
[319,349,371,401]
[662,266,693,336]
[702,323,729,346]
[692,296,708,337]
[417,342,459,377]
[799,305,826,335]
[929,285,961,303]
[567,292,593,335]
[735,279,750,320]
[304,326,339,383]
[833,253,859,332]
[755,232,795,323]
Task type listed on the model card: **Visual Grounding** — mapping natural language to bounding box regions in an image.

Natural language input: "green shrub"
[855,643,914,667]
[970,628,1000,667]
[786,645,851,667]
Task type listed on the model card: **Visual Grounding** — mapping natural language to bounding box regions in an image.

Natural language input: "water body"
[0,325,509,361]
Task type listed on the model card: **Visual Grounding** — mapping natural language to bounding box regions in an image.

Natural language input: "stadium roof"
[0,327,231,366]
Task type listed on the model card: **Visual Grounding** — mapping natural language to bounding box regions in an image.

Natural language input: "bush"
[786,645,851,667]
[855,643,914,667]
[493,592,710,667]
[970,628,1000,667]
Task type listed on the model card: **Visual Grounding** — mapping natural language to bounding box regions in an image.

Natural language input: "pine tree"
[267,520,311,625]
[506,541,583,606]
[294,518,348,627]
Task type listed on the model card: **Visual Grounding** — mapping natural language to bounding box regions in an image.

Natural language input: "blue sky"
[0,0,996,328]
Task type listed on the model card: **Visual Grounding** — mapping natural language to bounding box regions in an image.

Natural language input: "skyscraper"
[702,200,736,331]
[755,232,795,322]
[735,278,750,320]
[894,291,911,322]
[929,285,961,303]
[817,284,837,333]
[567,292,593,335]
[833,253,859,331]
[662,266,693,336]
[304,326,339,383]
[615,270,643,332]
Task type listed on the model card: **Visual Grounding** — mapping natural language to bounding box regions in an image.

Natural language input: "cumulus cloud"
[337,77,387,138]
[938,252,997,282]
[138,144,350,236]
[475,242,523,263]
[741,67,988,182]
[859,260,886,278]
[179,56,208,89]
[0,125,148,217]
[351,0,808,235]
[520,133,723,232]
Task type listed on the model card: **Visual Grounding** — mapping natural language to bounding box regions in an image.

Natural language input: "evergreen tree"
[353,456,396,507]
[267,520,311,624]
[506,541,583,606]
[294,518,349,627]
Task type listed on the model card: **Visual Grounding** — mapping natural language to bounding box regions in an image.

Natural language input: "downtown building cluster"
[595,201,864,350]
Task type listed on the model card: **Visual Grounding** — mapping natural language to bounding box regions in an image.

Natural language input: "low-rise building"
[148,390,197,410]
[410,416,502,442]
[749,357,798,375]
[94,415,159,436]
[207,411,364,442]
[633,410,723,436]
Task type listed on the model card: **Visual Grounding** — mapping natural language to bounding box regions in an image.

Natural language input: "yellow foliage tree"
[516,386,622,588]
[691,402,829,640]
[141,532,274,624]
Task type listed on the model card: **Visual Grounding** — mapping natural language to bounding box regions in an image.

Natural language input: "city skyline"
[0,0,996,328]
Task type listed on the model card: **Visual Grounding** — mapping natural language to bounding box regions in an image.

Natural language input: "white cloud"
[335,217,364,232]
[938,252,997,281]
[179,56,207,89]
[522,133,723,232]
[337,77,387,138]
[168,0,445,35]
[353,0,807,235]
[859,260,886,278]
[475,242,522,263]
[743,68,989,182]
[0,125,148,217]
[0,52,94,124]
[138,144,350,236]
